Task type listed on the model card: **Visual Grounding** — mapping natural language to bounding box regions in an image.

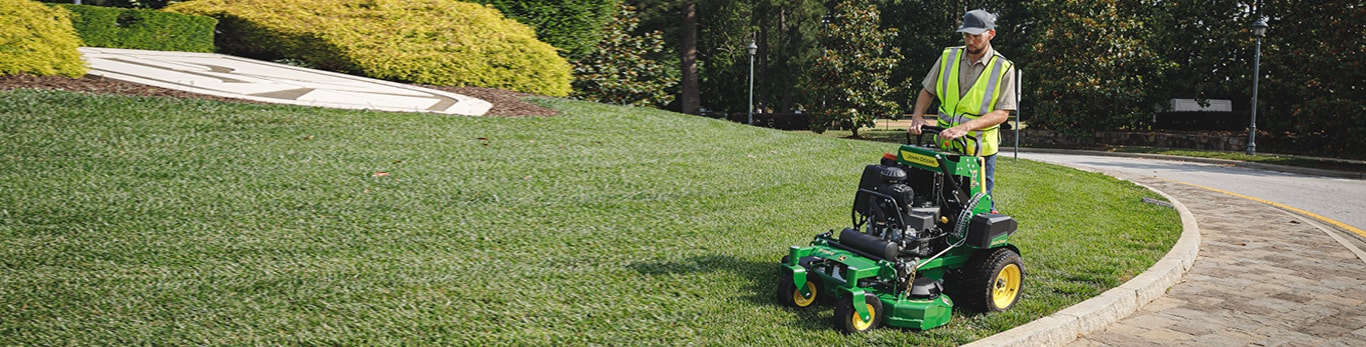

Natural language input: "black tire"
[957,248,1025,313]
[834,293,883,334]
[776,275,820,308]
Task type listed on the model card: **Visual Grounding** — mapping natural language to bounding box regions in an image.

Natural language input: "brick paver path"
[1068,177,1366,346]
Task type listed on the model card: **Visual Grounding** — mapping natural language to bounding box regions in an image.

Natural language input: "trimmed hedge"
[165,0,572,96]
[56,4,215,52]
[0,0,86,77]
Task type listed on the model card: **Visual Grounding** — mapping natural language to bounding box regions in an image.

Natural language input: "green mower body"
[777,129,1023,333]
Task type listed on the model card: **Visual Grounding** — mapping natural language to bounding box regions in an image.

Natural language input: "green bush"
[56,4,215,52]
[165,0,572,96]
[0,0,86,77]
[472,0,618,61]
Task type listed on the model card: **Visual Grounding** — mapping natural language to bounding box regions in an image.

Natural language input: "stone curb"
[963,180,1201,347]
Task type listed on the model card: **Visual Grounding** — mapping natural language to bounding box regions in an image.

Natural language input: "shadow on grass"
[628,255,772,305]
[628,255,841,332]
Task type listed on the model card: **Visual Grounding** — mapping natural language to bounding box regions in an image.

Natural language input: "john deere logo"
[837,256,847,262]
[900,150,939,168]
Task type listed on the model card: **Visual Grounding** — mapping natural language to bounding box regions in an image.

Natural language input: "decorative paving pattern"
[80,47,491,116]
[1067,178,1366,346]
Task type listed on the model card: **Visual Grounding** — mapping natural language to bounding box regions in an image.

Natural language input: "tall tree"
[691,0,752,115]
[633,0,824,115]
[472,0,620,61]
[680,2,700,114]
[880,0,962,112]
[571,3,678,107]
[751,0,824,112]
[1145,0,1250,106]
[881,0,1027,113]
[1017,0,1170,133]
[1257,0,1366,156]
[807,0,902,137]
[629,0,703,114]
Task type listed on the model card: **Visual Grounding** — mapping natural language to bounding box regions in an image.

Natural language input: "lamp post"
[746,40,758,125]
[1247,18,1268,155]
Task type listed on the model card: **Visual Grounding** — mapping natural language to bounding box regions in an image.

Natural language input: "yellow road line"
[1168,180,1366,239]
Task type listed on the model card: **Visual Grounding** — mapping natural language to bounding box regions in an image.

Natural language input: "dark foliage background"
[41,0,1366,158]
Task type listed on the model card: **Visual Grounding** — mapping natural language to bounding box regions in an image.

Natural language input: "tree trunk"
[679,2,699,115]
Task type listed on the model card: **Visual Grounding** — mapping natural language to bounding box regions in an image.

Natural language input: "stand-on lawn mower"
[776,126,1023,333]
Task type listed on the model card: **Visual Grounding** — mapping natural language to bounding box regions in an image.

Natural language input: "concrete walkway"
[79,47,492,116]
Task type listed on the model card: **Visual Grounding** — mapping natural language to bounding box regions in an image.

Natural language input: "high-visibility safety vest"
[934,46,1013,157]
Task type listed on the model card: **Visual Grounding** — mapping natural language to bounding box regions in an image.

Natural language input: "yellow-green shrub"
[165,0,571,96]
[0,0,86,77]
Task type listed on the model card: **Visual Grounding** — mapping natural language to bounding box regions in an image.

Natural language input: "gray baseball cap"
[956,10,996,35]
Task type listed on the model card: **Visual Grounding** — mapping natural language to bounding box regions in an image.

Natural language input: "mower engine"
[853,163,944,259]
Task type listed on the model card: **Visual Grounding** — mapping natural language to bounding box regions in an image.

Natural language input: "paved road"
[1007,150,1366,346]
[1014,151,1366,240]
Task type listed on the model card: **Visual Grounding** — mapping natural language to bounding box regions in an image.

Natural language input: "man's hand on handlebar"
[937,126,969,141]
[907,124,980,156]
[906,117,932,135]
[907,119,967,141]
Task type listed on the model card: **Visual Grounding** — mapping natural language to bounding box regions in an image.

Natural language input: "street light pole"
[1247,18,1268,155]
[747,40,757,125]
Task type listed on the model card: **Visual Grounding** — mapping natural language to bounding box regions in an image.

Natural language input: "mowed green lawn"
[0,89,1179,346]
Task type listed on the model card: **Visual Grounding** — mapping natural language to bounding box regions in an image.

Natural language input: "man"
[907,9,1016,211]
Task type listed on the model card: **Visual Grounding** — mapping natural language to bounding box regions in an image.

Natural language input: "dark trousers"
[984,154,997,209]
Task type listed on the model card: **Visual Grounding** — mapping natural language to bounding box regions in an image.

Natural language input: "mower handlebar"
[906,126,980,157]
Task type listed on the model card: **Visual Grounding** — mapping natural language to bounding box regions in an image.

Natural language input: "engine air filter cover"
[880,166,908,183]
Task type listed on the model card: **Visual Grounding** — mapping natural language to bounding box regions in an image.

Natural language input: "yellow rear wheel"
[959,248,1025,312]
[991,263,1022,310]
